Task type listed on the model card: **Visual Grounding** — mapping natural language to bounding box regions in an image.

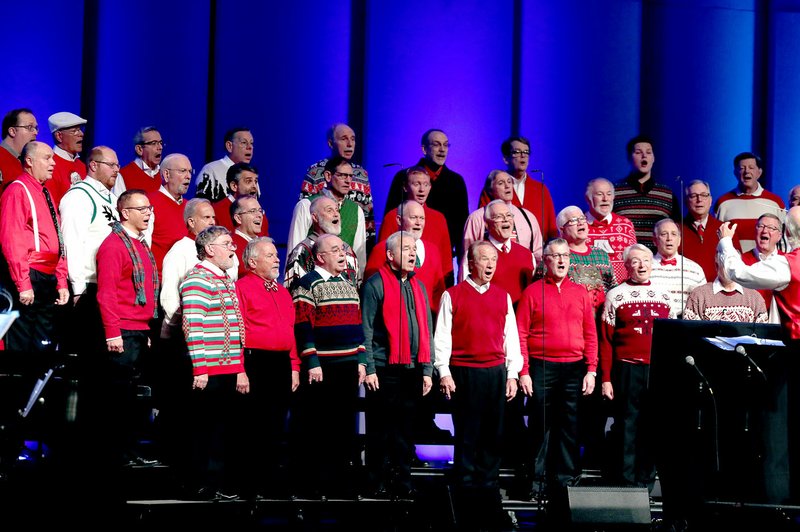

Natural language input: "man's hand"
[506,378,518,401]
[719,221,737,240]
[236,372,250,394]
[309,367,323,384]
[519,375,533,397]
[19,289,34,306]
[291,371,300,392]
[422,376,432,396]
[440,375,456,399]
[365,373,379,392]
[582,374,596,396]
[55,288,69,306]
[358,364,367,385]
[601,381,614,400]
[193,374,209,390]
[106,337,123,353]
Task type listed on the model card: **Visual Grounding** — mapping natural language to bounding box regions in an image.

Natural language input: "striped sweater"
[292,267,366,369]
[612,175,679,253]
[180,261,245,376]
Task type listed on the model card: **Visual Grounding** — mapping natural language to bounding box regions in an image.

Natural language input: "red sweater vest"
[448,282,507,368]
[0,146,23,188]
[148,191,186,275]
[120,162,161,194]
[774,250,800,340]
[492,242,534,305]
[742,249,784,310]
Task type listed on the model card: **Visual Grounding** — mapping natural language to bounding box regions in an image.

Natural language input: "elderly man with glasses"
[679,180,725,282]
[738,213,786,322]
[45,111,88,209]
[0,108,39,188]
[194,127,254,203]
[113,126,164,196]
[230,194,265,277]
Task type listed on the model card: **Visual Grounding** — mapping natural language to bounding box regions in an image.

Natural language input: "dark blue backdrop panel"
[641,0,756,214]
[91,0,211,178]
[0,1,84,137]
[767,5,800,203]
[362,0,514,227]
[212,1,352,249]
[519,0,641,216]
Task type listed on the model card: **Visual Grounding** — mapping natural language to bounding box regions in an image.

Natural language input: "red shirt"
[0,145,23,190]
[148,190,186,275]
[378,204,453,276]
[46,152,86,210]
[480,174,557,240]
[0,173,68,291]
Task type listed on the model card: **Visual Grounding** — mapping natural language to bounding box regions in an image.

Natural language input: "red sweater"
[364,238,446,313]
[232,232,250,278]
[479,174,557,240]
[775,250,800,340]
[599,281,673,380]
[448,282,507,368]
[119,161,161,193]
[46,153,86,210]
[742,248,785,310]
[516,277,598,376]
[492,241,534,306]
[96,232,157,338]
[148,190,186,275]
[378,204,453,275]
[236,272,300,372]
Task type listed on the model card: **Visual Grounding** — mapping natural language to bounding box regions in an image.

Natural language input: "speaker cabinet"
[567,486,651,525]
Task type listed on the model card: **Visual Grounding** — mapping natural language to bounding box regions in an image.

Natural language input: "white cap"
[48,112,87,133]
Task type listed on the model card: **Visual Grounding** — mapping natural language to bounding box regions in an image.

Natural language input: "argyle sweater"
[599,281,674,380]
[180,262,245,376]
[292,268,366,369]
[613,175,679,253]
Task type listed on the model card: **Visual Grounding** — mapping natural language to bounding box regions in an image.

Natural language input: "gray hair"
[133,126,159,146]
[468,240,497,262]
[484,199,508,222]
[386,231,415,256]
[195,226,230,261]
[242,236,275,270]
[585,177,614,202]
[653,218,678,236]
[183,197,212,224]
[543,238,569,255]
[684,179,711,196]
[556,205,583,228]
[622,243,653,263]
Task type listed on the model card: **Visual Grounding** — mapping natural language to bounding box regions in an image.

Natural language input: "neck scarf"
[111,221,160,317]
[378,264,431,365]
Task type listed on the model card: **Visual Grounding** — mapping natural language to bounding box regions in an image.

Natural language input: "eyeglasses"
[14,124,39,133]
[510,149,531,157]
[210,241,237,250]
[319,246,345,255]
[545,253,570,260]
[167,167,195,175]
[139,140,164,147]
[125,205,154,213]
[96,161,120,170]
[756,223,781,233]
[333,172,354,179]
[490,214,515,222]
[563,216,587,226]
[237,208,264,216]
[687,193,710,200]
[59,126,84,135]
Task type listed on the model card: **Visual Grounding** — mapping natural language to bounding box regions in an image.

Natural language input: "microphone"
[735,345,766,380]
[685,356,713,396]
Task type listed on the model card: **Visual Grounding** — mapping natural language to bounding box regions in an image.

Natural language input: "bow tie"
[264,279,279,292]
[595,218,610,226]
[661,258,678,266]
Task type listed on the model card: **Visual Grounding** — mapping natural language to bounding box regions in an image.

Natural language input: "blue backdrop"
[2,0,798,255]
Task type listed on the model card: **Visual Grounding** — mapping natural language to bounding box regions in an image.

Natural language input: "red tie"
[502,243,509,254]
[697,224,705,243]
[661,258,677,266]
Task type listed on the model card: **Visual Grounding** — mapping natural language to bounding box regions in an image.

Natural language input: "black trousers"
[607,361,655,489]
[3,268,60,353]
[365,365,423,492]
[292,359,361,495]
[450,364,507,490]
[527,359,583,489]
[237,349,294,494]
